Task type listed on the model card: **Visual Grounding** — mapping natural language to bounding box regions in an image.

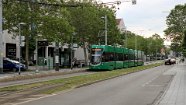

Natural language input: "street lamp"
[101,15,108,45]
[0,0,3,74]
[100,0,122,45]
[99,0,136,46]
[71,32,76,70]
[18,22,26,75]
[133,29,144,65]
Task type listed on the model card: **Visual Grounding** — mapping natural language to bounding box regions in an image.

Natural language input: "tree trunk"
[83,42,88,66]
[25,34,29,69]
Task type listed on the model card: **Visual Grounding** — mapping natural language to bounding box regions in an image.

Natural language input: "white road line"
[13,94,56,105]
[142,76,159,87]
[13,88,75,105]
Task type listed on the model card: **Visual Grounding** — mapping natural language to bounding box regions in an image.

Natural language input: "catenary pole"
[105,15,107,45]
[18,23,21,75]
[0,0,3,73]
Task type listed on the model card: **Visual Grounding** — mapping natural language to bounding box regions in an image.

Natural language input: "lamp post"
[71,32,76,70]
[18,23,26,75]
[100,1,121,45]
[99,0,136,46]
[134,29,144,65]
[101,15,108,45]
[35,37,38,72]
[0,0,3,74]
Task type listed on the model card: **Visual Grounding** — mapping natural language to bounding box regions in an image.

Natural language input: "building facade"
[3,31,20,59]
[3,31,88,69]
[116,18,126,33]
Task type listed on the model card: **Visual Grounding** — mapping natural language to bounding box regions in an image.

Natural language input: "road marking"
[148,85,164,87]
[13,94,56,105]
[13,88,75,105]
[142,76,159,87]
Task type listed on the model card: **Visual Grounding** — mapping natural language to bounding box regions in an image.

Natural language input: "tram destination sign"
[92,48,102,51]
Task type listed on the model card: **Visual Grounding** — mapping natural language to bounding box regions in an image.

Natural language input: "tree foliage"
[183,30,186,48]
[164,4,186,45]
[121,31,164,56]
[3,0,120,65]
[183,30,186,57]
[3,0,74,67]
[66,0,119,65]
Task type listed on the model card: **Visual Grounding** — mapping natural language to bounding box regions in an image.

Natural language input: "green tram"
[89,45,144,70]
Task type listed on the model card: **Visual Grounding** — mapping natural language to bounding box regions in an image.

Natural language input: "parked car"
[165,58,176,65]
[3,58,26,71]
[15,58,34,66]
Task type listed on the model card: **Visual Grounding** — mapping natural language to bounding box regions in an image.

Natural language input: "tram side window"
[129,54,135,60]
[118,53,123,61]
[110,53,114,61]
[132,54,135,60]
[102,52,114,62]
[128,54,132,61]
[115,53,119,61]
[124,54,128,61]
[128,54,130,61]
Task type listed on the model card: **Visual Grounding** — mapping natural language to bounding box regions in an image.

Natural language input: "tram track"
[0,70,95,88]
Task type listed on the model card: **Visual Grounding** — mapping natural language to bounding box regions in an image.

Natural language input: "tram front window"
[91,48,103,65]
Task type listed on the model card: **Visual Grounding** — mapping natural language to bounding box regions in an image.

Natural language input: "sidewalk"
[156,61,186,105]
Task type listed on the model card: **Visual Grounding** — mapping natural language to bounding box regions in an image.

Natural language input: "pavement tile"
[157,61,186,105]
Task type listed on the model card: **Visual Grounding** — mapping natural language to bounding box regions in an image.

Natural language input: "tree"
[182,30,186,57]
[3,0,73,67]
[3,0,120,67]
[182,30,186,48]
[67,0,120,65]
[3,1,39,67]
[37,4,73,43]
[164,4,186,45]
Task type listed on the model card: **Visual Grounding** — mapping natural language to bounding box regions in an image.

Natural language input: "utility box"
[47,57,53,70]
[38,57,45,66]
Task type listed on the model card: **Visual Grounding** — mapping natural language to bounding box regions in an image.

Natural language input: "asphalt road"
[17,65,174,105]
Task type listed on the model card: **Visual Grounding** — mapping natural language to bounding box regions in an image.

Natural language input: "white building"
[3,31,88,68]
[116,18,126,33]
[3,31,20,59]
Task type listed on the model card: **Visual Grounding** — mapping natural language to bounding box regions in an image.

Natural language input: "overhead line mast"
[0,0,3,73]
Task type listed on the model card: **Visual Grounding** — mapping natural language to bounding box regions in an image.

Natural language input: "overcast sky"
[100,0,186,45]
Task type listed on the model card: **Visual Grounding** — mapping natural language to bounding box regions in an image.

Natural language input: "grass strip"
[0,69,87,82]
[0,63,162,94]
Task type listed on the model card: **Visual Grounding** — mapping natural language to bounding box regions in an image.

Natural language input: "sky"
[99,0,186,45]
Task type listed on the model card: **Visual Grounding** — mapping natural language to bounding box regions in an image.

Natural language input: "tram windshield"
[91,48,103,65]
